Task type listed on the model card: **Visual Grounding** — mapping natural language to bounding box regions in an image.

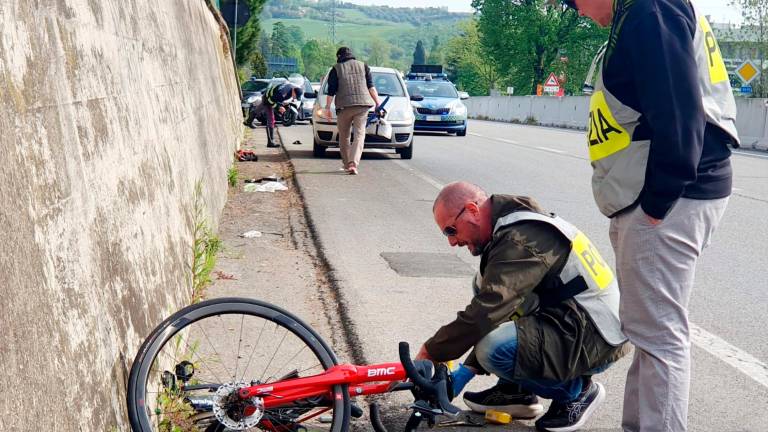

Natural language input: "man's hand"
[323,107,332,121]
[278,106,286,114]
[415,343,433,362]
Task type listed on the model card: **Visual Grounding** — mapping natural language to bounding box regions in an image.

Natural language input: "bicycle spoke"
[241,318,269,383]
[260,324,290,383]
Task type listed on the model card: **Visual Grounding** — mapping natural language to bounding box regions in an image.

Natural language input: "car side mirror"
[304,91,317,99]
[459,91,469,100]
[410,94,424,101]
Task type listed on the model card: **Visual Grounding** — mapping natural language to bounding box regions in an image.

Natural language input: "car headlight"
[450,102,467,116]
[388,110,414,122]
[314,107,336,120]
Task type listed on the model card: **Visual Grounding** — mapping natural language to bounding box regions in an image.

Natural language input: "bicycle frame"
[235,362,408,409]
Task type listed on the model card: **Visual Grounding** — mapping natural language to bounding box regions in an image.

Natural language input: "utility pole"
[329,0,337,44]
[233,0,239,65]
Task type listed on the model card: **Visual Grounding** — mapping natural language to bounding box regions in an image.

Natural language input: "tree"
[444,19,501,95]
[413,40,426,65]
[286,25,306,51]
[367,38,391,66]
[270,22,294,58]
[471,0,607,94]
[730,0,768,96]
[427,36,442,65]
[230,0,269,67]
[249,51,268,78]
[301,39,336,80]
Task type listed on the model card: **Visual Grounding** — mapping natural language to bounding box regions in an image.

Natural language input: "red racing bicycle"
[127,297,461,431]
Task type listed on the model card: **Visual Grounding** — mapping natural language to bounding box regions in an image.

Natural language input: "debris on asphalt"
[214,271,237,280]
[244,181,288,193]
[245,174,284,183]
[235,149,258,161]
[292,140,302,145]
[240,230,263,238]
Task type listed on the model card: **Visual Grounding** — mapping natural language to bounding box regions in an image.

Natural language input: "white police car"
[407,79,468,136]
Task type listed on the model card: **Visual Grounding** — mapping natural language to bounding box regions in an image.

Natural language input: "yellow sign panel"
[699,16,729,84]
[736,61,760,84]
[587,91,630,161]
[572,232,614,290]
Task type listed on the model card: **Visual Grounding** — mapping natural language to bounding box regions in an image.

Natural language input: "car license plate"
[427,115,441,121]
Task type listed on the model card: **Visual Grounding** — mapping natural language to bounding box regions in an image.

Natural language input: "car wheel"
[400,139,413,159]
[313,138,326,158]
[457,127,467,137]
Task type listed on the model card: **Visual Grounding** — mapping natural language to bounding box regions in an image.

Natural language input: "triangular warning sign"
[544,72,559,87]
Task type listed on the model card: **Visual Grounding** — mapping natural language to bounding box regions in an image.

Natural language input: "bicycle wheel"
[127,297,351,432]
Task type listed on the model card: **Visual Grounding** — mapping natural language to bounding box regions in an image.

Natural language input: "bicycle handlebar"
[369,342,463,432]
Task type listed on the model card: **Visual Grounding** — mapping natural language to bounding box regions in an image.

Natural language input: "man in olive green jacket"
[416,182,629,432]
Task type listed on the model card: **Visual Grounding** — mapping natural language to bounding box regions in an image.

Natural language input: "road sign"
[736,60,760,85]
[543,72,560,94]
[741,85,753,94]
[506,86,515,95]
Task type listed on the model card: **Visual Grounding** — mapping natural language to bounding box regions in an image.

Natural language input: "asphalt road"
[279,119,768,431]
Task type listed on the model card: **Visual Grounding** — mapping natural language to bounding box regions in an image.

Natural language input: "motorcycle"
[255,99,302,127]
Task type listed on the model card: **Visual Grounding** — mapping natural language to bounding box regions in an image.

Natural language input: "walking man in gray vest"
[324,47,382,175]
[561,0,739,430]
[416,181,629,431]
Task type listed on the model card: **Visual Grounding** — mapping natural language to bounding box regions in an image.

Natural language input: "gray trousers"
[609,197,728,432]
[337,105,369,168]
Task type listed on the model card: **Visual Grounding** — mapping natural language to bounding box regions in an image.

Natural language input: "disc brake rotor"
[212,382,265,430]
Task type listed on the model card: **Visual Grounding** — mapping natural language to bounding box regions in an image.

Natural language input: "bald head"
[433,182,492,256]
[434,182,488,214]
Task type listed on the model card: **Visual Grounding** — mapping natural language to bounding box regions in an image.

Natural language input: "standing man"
[324,47,382,175]
[562,1,739,431]
[245,81,301,148]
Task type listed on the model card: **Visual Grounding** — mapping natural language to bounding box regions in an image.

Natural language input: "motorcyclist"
[244,81,302,148]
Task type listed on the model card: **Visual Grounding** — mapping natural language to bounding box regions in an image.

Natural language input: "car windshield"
[406,81,458,98]
[242,81,269,93]
[322,71,405,97]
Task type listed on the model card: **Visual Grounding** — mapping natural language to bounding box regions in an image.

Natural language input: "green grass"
[263,17,415,45]
[190,182,222,304]
[227,166,238,187]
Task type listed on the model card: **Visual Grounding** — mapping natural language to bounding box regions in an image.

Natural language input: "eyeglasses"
[442,206,468,237]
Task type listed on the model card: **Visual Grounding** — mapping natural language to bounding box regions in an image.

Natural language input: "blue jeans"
[475,321,610,403]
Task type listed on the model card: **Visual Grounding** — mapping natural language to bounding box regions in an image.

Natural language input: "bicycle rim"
[127,297,350,432]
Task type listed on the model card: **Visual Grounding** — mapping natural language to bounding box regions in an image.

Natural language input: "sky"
[342,0,744,24]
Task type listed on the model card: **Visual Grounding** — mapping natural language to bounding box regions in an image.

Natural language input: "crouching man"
[416,182,630,432]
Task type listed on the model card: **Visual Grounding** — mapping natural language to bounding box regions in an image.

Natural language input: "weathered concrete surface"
[0,1,241,430]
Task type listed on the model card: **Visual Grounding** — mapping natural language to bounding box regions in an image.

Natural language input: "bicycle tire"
[127,297,351,432]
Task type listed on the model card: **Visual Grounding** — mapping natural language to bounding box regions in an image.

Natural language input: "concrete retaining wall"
[0,1,241,430]
[466,96,768,150]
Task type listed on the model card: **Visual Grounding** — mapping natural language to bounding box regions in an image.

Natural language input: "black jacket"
[603,0,735,219]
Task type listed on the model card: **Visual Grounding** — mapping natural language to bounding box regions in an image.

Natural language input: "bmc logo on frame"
[367,367,396,377]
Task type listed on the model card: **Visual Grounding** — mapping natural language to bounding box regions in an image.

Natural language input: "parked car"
[241,78,272,117]
[311,66,418,159]
[406,79,468,136]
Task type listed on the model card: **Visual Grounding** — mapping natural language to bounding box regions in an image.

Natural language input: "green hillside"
[261,0,468,65]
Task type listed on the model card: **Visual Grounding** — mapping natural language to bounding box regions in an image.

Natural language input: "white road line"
[536,146,566,154]
[499,138,519,144]
[468,132,485,137]
[393,160,444,190]
[691,323,768,388]
[733,150,768,159]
